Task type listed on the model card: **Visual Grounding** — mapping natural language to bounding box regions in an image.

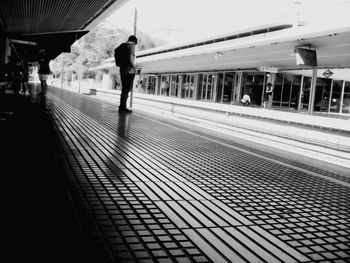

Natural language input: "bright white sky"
[105,0,350,43]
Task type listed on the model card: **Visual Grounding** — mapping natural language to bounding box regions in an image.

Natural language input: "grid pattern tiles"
[46,88,350,263]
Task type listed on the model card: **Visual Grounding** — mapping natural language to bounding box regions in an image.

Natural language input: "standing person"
[38,49,51,96]
[19,59,30,95]
[115,35,138,113]
[264,82,273,109]
[161,80,169,96]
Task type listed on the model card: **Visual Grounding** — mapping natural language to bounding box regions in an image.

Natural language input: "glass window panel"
[223,73,234,103]
[216,73,224,102]
[201,74,207,100]
[170,75,179,97]
[251,74,264,106]
[139,76,147,93]
[273,74,283,107]
[291,75,301,109]
[330,80,343,113]
[314,78,331,112]
[197,74,203,100]
[281,74,292,107]
[241,73,252,101]
[301,76,311,110]
[343,81,350,114]
[207,75,213,100]
[241,72,264,106]
[180,74,195,99]
[160,75,170,96]
[146,76,156,94]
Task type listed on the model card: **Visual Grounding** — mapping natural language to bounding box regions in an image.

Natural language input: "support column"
[178,75,182,98]
[340,80,345,114]
[193,75,198,100]
[129,8,137,109]
[155,75,160,95]
[308,68,318,114]
[297,76,304,111]
[212,74,217,102]
[235,72,243,104]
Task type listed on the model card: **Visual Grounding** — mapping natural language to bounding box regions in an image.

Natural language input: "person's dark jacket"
[119,41,136,75]
[38,56,50,75]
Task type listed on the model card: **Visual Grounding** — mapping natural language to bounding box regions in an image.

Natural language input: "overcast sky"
[105,0,350,43]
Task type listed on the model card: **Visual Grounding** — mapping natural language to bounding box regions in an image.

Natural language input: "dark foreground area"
[1,94,111,263]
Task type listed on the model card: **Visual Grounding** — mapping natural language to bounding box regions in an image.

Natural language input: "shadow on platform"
[1,94,112,263]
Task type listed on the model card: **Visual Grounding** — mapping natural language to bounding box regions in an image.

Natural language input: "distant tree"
[136,31,167,51]
[50,22,165,80]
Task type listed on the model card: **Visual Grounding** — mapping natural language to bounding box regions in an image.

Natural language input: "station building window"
[241,72,264,106]
[181,74,195,99]
[170,75,180,97]
[314,78,332,112]
[300,76,311,111]
[143,75,156,94]
[134,69,349,117]
[216,72,235,103]
[330,80,343,113]
[217,73,224,103]
[198,73,217,101]
[291,76,302,109]
[272,74,283,107]
[160,75,170,96]
[281,74,292,107]
[273,74,301,109]
[342,81,350,114]
[138,75,148,93]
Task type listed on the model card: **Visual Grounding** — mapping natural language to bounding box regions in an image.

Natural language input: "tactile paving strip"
[46,88,350,262]
[50,105,211,262]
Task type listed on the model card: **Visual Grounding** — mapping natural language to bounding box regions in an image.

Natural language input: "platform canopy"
[0,0,129,61]
[136,21,350,73]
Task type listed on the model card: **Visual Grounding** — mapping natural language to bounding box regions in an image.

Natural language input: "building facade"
[133,22,350,117]
[135,69,350,115]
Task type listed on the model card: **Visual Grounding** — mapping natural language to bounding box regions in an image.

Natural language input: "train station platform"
[1,84,350,263]
[76,85,350,169]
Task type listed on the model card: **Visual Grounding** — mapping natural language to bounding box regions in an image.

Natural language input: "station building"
[131,21,350,117]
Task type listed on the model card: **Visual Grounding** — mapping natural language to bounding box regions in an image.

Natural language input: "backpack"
[114,43,127,67]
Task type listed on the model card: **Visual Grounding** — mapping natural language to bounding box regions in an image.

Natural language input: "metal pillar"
[340,80,345,114]
[235,72,243,104]
[129,8,137,109]
[297,76,304,111]
[78,39,84,94]
[308,68,318,114]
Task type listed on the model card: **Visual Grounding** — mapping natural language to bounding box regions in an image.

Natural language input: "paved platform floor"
[1,85,349,263]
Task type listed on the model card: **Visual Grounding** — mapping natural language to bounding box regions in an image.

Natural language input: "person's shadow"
[112,111,132,174]
[117,112,130,139]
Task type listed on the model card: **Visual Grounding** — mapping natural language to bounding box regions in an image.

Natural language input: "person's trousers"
[119,73,135,110]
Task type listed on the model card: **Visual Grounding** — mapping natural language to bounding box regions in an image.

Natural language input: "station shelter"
[132,22,350,117]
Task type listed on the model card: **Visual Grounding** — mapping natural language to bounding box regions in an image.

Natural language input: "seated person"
[241,93,251,105]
